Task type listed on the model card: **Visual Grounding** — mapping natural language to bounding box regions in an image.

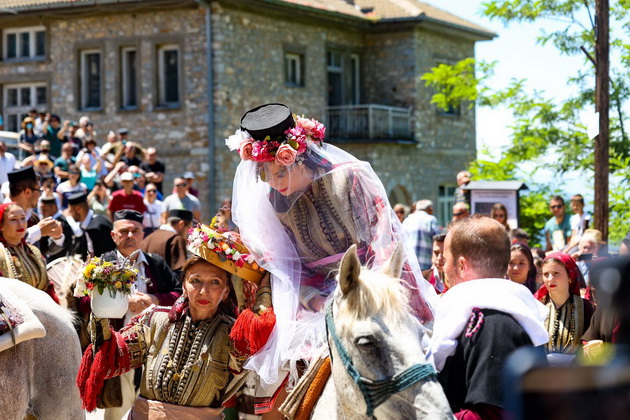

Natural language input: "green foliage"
[421,0,630,241]
[420,58,494,111]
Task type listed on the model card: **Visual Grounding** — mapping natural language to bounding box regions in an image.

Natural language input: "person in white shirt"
[0,141,17,185]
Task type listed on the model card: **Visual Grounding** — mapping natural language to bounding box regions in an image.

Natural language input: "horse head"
[328,243,452,419]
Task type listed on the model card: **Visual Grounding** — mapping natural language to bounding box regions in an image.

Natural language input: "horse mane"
[335,267,412,333]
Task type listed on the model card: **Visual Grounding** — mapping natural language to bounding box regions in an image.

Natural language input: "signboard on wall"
[471,190,519,228]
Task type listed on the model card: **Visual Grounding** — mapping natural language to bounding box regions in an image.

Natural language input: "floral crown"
[225,114,326,166]
[187,221,265,283]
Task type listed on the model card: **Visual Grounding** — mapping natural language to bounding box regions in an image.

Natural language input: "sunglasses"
[453,211,465,217]
[175,183,187,188]
[69,171,79,175]
[550,205,563,210]
[146,190,156,194]
[28,187,44,193]
[395,210,405,215]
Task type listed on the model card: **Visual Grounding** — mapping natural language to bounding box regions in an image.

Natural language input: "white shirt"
[159,224,177,234]
[143,199,162,229]
[570,212,590,238]
[0,153,17,185]
[79,209,95,255]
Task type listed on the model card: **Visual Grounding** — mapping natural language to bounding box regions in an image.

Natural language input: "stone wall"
[211,2,364,203]
[0,6,215,215]
[0,2,479,222]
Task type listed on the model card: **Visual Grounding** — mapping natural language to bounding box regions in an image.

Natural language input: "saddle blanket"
[0,285,46,353]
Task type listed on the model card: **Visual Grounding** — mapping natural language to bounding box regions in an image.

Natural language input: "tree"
[422,0,630,246]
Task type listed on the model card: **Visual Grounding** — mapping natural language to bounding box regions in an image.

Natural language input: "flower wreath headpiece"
[187,219,265,284]
[226,106,326,167]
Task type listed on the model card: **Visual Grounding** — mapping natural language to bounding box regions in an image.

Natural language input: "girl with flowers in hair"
[535,252,594,365]
[226,103,437,416]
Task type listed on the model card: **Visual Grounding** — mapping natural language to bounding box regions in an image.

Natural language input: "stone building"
[0,0,494,224]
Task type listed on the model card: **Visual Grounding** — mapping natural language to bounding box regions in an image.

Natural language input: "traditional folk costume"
[77,223,268,419]
[227,103,437,413]
[427,279,549,419]
[534,252,594,364]
[0,203,58,303]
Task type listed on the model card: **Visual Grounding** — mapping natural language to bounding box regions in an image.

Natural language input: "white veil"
[232,142,437,390]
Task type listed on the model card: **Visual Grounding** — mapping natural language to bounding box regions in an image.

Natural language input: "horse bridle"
[325,301,437,418]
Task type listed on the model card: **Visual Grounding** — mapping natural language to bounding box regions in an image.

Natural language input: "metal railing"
[324,104,413,141]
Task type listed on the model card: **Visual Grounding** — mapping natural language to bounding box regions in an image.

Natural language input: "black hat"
[168,209,193,222]
[8,167,37,185]
[118,128,128,135]
[67,192,88,205]
[240,103,295,141]
[114,209,143,224]
[40,196,57,205]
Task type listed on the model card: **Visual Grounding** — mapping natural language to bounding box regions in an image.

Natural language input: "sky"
[423,0,593,200]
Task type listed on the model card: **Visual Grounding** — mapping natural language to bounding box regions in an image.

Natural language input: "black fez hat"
[67,192,88,205]
[168,209,193,222]
[41,196,57,205]
[240,103,295,141]
[114,209,144,224]
[8,167,37,185]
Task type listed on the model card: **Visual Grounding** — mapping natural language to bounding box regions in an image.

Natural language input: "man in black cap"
[97,209,181,419]
[40,196,74,262]
[8,166,65,251]
[67,192,115,259]
[140,209,192,272]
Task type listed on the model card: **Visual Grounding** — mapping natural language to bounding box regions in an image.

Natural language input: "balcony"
[324,104,414,143]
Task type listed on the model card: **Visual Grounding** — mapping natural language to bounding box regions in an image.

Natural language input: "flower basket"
[75,256,140,319]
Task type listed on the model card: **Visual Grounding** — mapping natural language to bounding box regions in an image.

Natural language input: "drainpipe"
[199,0,216,214]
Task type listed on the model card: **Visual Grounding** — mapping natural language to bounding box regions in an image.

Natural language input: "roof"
[462,181,529,192]
[1,0,496,38]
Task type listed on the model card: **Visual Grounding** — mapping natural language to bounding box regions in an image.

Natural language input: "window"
[3,82,47,132]
[120,47,138,109]
[350,54,360,105]
[157,44,180,107]
[80,49,102,110]
[327,51,343,106]
[437,185,457,227]
[3,26,45,60]
[285,53,304,87]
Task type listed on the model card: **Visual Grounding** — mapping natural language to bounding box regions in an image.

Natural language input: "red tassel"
[76,329,131,412]
[249,309,276,354]
[231,308,255,354]
[230,308,276,356]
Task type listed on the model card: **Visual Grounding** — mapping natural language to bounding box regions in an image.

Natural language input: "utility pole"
[594,0,610,241]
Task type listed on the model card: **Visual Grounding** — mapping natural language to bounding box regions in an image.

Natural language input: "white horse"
[0,278,84,420]
[311,244,453,419]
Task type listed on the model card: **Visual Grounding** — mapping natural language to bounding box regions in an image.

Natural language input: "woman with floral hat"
[226,103,437,416]
[76,224,270,419]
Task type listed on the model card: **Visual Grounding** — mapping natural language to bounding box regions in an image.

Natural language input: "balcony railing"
[324,104,413,142]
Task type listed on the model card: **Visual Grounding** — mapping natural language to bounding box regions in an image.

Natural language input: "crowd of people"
[3,104,628,420]
[5,110,209,239]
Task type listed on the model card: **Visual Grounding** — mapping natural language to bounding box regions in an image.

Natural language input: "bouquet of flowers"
[75,255,139,298]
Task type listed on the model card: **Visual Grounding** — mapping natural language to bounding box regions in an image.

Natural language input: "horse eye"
[355,336,376,349]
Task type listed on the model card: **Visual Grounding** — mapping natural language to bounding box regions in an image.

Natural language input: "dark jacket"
[41,214,75,263]
[72,213,116,260]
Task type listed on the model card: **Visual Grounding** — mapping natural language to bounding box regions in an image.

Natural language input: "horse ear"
[338,244,361,296]
[380,242,405,279]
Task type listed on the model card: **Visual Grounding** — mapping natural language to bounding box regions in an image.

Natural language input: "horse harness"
[325,301,437,418]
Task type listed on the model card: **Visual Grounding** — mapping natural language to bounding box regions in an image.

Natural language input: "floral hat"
[187,221,265,283]
[225,103,326,166]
